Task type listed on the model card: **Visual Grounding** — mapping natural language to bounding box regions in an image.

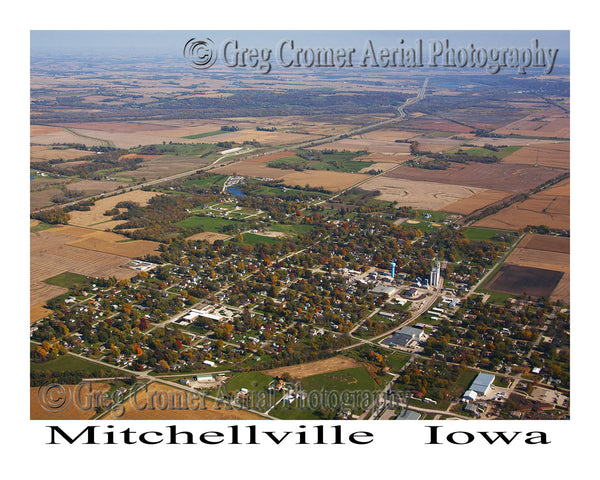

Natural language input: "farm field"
[441,189,511,215]
[65,179,126,195]
[263,355,363,379]
[316,137,412,155]
[484,265,564,299]
[502,142,570,169]
[360,176,486,210]
[66,190,159,227]
[100,382,265,420]
[518,233,570,253]
[116,154,214,181]
[30,145,93,161]
[355,129,418,142]
[279,170,370,192]
[30,226,145,316]
[30,384,107,420]
[492,112,570,138]
[382,162,563,193]
[474,179,570,231]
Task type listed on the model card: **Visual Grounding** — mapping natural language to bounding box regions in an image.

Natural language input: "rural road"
[36,77,429,214]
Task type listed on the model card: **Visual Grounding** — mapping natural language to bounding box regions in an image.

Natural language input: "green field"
[31,221,59,233]
[236,233,281,245]
[224,371,274,393]
[183,174,228,188]
[175,215,247,232]
[182,130,224,139]
[42,271,88,289]
[447,145,522,160]
[132,143,220,157]
[463,227,515,243]
[299,366,380,392]
[30,352,120,376]
[267,151,374,173]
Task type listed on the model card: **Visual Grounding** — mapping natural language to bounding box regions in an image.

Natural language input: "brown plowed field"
[382,162,563,193]
[441,189,511,215]
[100,382,264,420]
[263,355,363,379]
[316,138,412,154]
[518,234,570,254]
[30,228,138,309]
[31,125,65,135]
[360,176,484,210]
[474,180,569,231]
[30,384,109,420]
[356,129,419,141]
[401,117,474,133]
[280,171,370,192]
[493,113,570,138]
[66,231,160,258]
[66,180,124,194]
[31,145,93,161]
[505,248,569,273]
[485,265,564,298]
[502,142,569,169]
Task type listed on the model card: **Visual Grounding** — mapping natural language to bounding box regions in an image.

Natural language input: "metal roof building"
[470,372,495,395]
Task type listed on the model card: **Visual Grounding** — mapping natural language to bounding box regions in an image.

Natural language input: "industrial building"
[469,372,495,396]
[381,326,425,347]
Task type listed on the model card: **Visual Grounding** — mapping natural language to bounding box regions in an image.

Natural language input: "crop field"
[67,190,159,227]
[441,189,511,215]
[484,265,564,299]
[116,154,214,181]
[316,137,412,155]
[474,179,570,231]
[360,176,486,210]
[400,117,474,134]
[195,129,322,146]
[212,162,289,179]
[356,129,418,142]
[493,112,570,138]
[382,162,563,193]
[65,230,161,258]
[30,127,107,147]
[65,179,125,195]
[279,170,370,192]
[518,233,570,253]
[502,142,570,169]
[30,384,108,420]
[30,145,93,161]
[100,382,264,420]
[30,227,139,310]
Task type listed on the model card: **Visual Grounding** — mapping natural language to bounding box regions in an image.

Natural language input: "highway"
[36,77,429,214]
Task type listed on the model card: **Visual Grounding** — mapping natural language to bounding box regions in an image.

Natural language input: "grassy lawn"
[224,371,274,393]
[463,227,515,243]
[175,215,247,232]
[299,366,380,393]
[42,271,88,289]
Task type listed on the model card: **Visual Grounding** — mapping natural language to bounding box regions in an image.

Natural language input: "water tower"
[390,261,397,278]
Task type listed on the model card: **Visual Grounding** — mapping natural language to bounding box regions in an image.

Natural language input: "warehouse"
[469,372,495,396]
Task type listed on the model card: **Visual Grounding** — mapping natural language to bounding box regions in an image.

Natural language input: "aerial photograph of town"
[29,29,571,423]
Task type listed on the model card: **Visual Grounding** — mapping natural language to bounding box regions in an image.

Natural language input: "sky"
[30,30,570,60]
